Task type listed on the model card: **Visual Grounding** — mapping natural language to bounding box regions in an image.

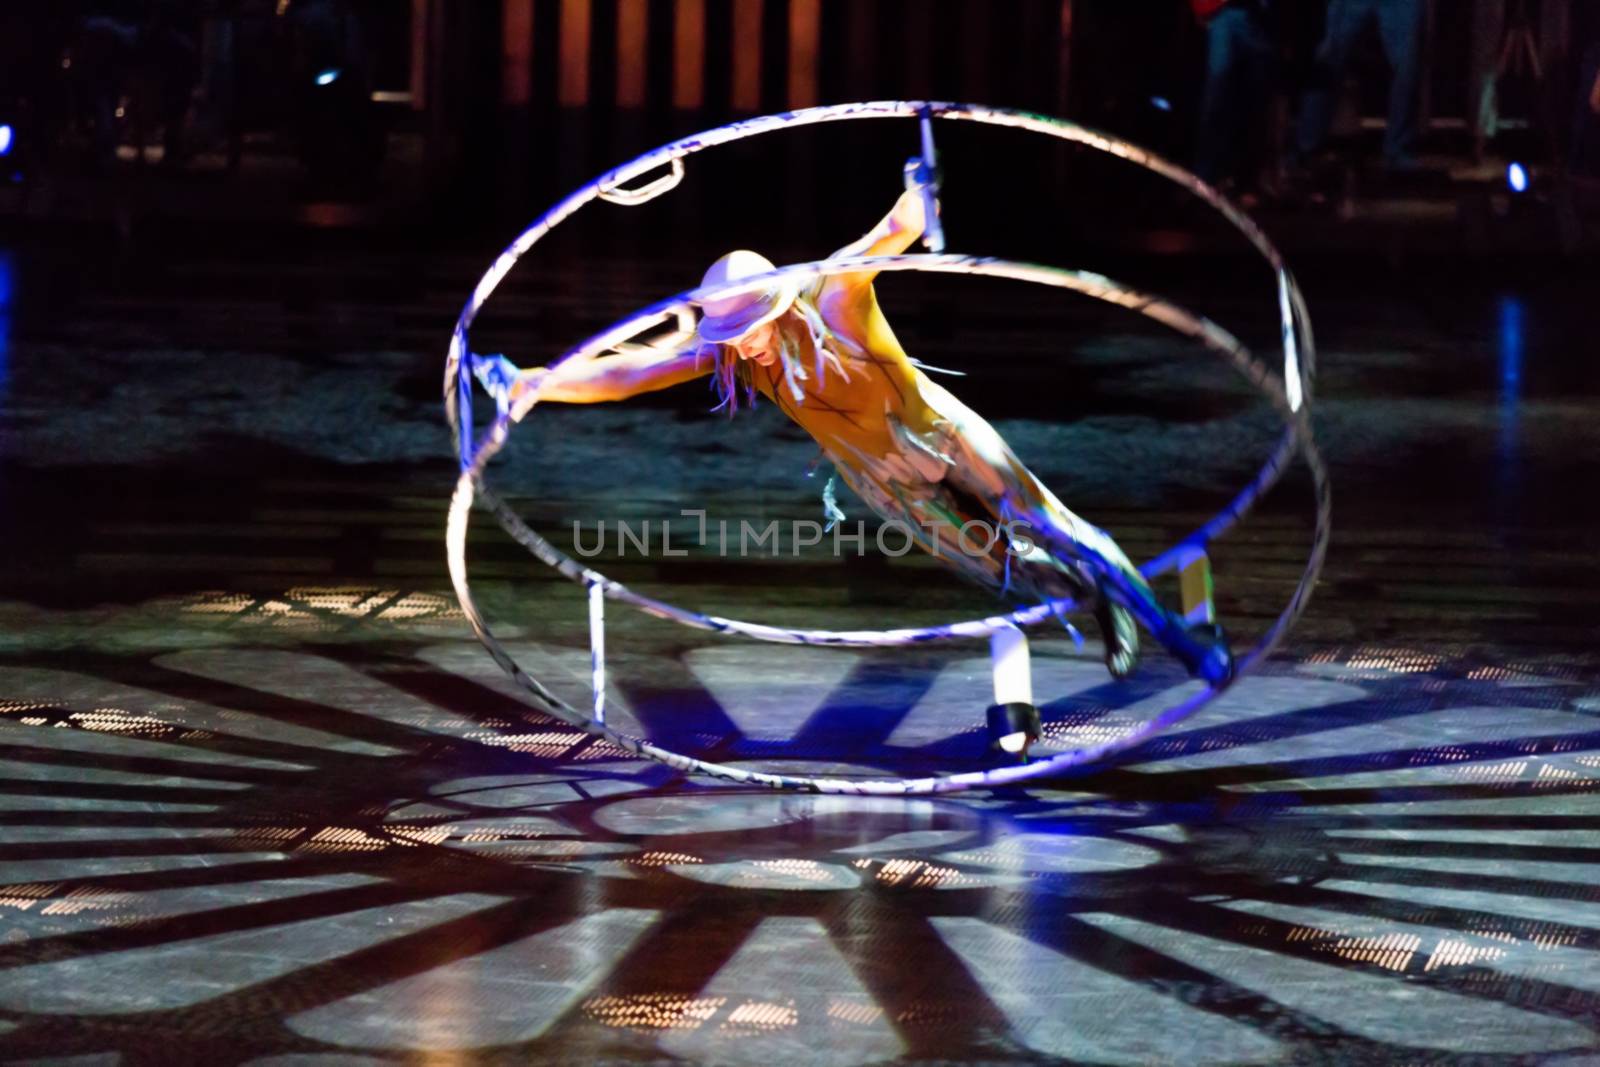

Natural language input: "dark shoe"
[1094,598,1141,680]
[1171,622,1235,687]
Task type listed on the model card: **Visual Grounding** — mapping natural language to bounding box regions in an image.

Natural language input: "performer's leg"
[1030,519,1233,686]
[919,382,1233,685]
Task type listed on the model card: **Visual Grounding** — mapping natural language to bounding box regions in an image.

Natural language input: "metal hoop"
[443,102,1328,795]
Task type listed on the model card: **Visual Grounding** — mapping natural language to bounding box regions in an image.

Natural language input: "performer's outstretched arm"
[825,189,927,290]
[476,336,713,418]
[527,343,712,405]
[812,190,930,388]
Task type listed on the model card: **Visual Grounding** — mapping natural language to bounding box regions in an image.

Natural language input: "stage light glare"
[315,68,342,87]
[1149,96,1172,112]
[1507,162,1528,194]
[0,126,13,157]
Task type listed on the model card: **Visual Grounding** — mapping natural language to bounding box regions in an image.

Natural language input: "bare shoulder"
[814,276,874,336]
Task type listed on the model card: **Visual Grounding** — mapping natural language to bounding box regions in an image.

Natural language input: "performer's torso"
[750,284,938,479]
[743,282,1107,602]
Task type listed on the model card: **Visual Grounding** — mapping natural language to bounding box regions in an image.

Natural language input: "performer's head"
[695,250,797,368]
[696,249,850,413]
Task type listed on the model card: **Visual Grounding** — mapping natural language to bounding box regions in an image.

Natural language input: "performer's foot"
[1171,622,1235,687]
[1094,598,1141,680]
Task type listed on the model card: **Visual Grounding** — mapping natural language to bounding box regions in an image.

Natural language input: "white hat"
[695,250,798,344]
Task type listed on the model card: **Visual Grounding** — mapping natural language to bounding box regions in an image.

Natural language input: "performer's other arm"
[530,344,712,404]
[479,339,712,418]
[814,191,929,384]
[824,190,928,290]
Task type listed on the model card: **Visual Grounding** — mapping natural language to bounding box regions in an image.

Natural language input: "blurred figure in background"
[76,0,202,171]
[285,0,384,195]
[1574,37,1600,178]
[1194,0,1280,199]
[1292,0,1426,174]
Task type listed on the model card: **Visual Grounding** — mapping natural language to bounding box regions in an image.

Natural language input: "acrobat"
[447,103,1329,792]
[474,173,1233,757]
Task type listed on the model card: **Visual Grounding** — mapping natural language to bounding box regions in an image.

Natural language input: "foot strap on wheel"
[986,701,1042,755]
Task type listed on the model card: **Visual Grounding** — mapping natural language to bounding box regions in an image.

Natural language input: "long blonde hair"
[708,296,859,415]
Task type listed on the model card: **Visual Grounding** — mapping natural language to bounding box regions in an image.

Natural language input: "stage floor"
[2,236,1600,1063]
[3,588,1600,1064]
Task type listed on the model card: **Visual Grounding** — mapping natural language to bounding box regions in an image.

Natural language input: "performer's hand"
[903,154,940,195]
[904,106,946,252]
[470,353,522,407]
[470,353,549,420]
